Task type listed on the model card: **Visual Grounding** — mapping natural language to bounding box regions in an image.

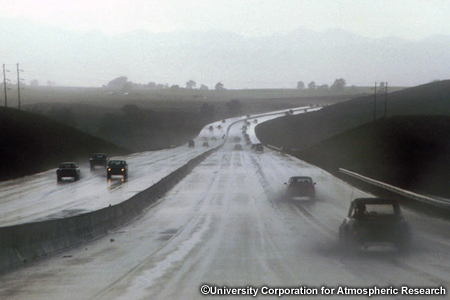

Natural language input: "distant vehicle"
[188,140,195,148]
[234,144,243,151]
[253,119,258,124]
[208,125,214,131]
[211,136,217,141]
[202,141,209,147]
[255,143,264,153]
[339,198,410,251]
[284,176,315,200]
[234,136,241,143]
[57,162,80,182]
[251,143,257,150]
[107,160,128,180]
[89,153,109,169]
[222,119,226,123]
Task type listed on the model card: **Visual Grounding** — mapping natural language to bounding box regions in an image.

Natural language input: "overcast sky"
[2,0,450,40]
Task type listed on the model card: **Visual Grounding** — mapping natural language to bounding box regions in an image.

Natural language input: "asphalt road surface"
[1,108,449,300]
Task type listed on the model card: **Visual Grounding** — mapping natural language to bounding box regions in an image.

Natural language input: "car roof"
[352,198,399,205]
[290,176,312,180]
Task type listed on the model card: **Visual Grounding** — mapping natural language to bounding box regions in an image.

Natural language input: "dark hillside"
[256,80,450,151]
[0,108,129,181]
[291,116,450,198]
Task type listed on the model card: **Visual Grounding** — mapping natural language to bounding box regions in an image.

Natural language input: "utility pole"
[17,63,22,110]
[2,64,7,108]
[384,82,388,118]
[373,82,377,121]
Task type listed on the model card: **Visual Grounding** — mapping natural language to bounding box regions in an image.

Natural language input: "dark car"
[284,176,315,200]
[89,153,109,169]
[255,143,264,153]
[339,198,410,251]
[57,162,80,182]
[188,140,195,148]
[202,141,209,147]
[107,160,128,180]
[234,144,243,151]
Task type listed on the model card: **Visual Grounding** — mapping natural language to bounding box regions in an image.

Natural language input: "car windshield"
[109,161,125,166]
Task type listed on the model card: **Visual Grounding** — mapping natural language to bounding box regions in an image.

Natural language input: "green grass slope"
[0,108,129,181]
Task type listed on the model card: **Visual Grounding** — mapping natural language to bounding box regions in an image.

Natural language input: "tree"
[107,76,130,89]
[147,81,156,89]
[215,82,224,90]
[199,84,209,90]
[331,78,346,91]
[317,84,329,91]
[308,81,316,90]
[297,81,305,90]
[30,79,39,86]
[186,80,196,89]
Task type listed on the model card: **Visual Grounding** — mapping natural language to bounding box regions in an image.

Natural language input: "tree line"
[104,76,225,92]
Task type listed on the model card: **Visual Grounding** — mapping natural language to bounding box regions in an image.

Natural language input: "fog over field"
[1,0,449,89]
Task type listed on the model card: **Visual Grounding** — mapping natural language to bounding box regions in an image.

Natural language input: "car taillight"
[108,168,111,171]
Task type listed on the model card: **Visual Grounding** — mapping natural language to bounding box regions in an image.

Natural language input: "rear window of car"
[60,163,75,168]
[291,177,312,184]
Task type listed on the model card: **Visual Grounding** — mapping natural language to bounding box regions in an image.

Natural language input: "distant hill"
[297,115,450,198]
[0,108,129,181]
[255,80,450,198]
[256,80,450,151]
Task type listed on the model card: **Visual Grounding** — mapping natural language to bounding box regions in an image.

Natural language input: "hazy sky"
[1,0,450,89]
[2,0,450,40]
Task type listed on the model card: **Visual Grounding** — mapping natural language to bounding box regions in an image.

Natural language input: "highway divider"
[339,168,450,209]
[0,145,221,273]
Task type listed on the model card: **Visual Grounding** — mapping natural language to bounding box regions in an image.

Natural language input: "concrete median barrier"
[0,146,221,273]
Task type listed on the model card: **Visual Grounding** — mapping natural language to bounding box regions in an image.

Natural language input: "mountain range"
[1,17,449,89]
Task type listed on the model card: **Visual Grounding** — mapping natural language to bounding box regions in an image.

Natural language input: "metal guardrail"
[339,168,450,209]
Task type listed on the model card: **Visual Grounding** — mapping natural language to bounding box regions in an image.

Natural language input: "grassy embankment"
[256,80,450,199]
